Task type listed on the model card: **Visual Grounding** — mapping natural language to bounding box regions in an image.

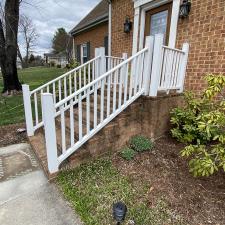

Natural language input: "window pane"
[82,44,87,57]
[150,10,168,39]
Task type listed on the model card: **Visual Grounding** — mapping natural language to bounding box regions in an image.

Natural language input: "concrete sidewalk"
[0,143,82,225]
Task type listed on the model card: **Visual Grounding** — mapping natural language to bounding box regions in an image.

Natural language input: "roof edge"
[70,14,108,36]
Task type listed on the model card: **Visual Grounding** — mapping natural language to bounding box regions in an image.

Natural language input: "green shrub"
[68,59,80,69]
[130,136,153,152]
[120,147,136,161]
[171,74,225,177]
[57,64,61,68]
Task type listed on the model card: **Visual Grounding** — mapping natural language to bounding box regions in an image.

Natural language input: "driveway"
[0,143,82,225]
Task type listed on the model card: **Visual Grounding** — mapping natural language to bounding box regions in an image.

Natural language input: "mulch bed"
[0,123,28,148]
[112,134,225,225]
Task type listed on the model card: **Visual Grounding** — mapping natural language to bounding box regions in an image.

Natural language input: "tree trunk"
[0,0,22,93]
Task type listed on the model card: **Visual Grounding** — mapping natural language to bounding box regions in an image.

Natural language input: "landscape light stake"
[113,202,127,225]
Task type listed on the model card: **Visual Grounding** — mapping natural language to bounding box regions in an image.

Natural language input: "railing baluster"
[107,74,111,117]
[86,87,90,134]
[84,65,86,86]
[60,105,66,153]
[100,79,105,122]
[34,92,38,125]
[113,71,117,112]
[78,93,83,140]
[53,82,56,104]
[59,79,62,101]
[139,53,145,92]
[118,68,122,108]
[69,73,72,95]
[94,83,98,128]
[69,99,74,146]
[129,59,134,99]
[64,77,67,99]
[79,69,82,89]
[123,63,128,104]
[88,63,91,84]
[74,71,77,92]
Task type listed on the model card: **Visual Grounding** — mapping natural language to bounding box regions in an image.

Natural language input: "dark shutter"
[87,42,91,60]
[104,36,108,56]
[76,44,81,63]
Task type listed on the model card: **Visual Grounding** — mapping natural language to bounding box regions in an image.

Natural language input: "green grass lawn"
[0,67,67,126]
[57,158,184,225]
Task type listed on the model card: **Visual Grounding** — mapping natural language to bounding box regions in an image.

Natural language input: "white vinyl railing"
[41,37,154,173]
[23,34,189,174]
[22,48,124,137]
[149,35,189,96]
[159,45,189,93]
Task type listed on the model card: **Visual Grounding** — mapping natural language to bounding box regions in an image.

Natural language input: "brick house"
[71,0,225,94]
[70,0,109,64]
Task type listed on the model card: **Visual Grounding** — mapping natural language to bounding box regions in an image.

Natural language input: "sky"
[18,0,100,56]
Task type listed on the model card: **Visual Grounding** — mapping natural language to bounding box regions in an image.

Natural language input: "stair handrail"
[41,37,154,173]
[55,48,148,109]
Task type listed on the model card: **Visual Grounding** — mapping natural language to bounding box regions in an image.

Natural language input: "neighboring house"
[70,0,109,64]
[71,0,225,94]
[44,52,68,67]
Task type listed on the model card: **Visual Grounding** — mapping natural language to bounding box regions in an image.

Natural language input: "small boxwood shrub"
[130,136,154,152]
[120,147,136,161]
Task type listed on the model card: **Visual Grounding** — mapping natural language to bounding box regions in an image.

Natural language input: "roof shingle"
[70,0,108,35]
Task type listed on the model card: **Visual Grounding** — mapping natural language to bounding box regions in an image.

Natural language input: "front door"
[145,3,172,45]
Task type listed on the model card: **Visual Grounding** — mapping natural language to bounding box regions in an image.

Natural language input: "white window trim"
[132,0,180,53]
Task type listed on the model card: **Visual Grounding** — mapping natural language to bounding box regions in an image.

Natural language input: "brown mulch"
[112,134,225,225]
[0,123,28,148]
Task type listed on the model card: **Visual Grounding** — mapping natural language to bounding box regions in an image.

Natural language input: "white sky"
[18,0,100,55]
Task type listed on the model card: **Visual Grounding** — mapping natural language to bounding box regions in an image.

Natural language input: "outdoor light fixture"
[113,202,127,225]
[179,0,191,18]
[124,17,132,33]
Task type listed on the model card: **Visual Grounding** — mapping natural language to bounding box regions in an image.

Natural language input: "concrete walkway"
[0,143,82,225]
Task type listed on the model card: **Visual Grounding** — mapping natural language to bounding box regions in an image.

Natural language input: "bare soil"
[112,134,225,225]
[0,123,27,147]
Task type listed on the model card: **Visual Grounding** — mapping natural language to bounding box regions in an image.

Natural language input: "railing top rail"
[30,56,101,95]
[105,56,123,60]
[55,47,148,108]
[162,45,185,54]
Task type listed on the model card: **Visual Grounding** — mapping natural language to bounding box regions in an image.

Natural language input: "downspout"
[107,0,112,56]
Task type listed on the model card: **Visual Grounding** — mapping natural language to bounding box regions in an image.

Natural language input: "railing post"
[142,36,154,95]
[22,84,34,136]
[99,47,106,75]
[41,93,58,174]
[177,43,189,93]
[149,34,164,96]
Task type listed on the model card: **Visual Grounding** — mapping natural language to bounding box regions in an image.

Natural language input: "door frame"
[132,0,181,54]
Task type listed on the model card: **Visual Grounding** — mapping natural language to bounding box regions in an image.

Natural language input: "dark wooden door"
[145,3,172,45]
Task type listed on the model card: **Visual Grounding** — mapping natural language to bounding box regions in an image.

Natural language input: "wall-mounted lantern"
[124,17,132,33]
[179,0,192,18]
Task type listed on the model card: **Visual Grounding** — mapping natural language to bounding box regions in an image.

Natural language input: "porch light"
[113,202,127,224]
[124,17,132,33]
[179,0,191,18]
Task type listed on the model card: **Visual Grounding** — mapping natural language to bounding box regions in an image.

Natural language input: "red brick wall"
[176,0,225,94]
[73,22,108,59]
[111,0,225,94]
[111,0,134,57]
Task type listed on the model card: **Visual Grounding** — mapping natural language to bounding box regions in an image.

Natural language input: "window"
[82,43,88,63]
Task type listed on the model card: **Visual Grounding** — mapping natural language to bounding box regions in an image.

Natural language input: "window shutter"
[104,36,108,56]
[76,44,81,63]
[87,42,91,60]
